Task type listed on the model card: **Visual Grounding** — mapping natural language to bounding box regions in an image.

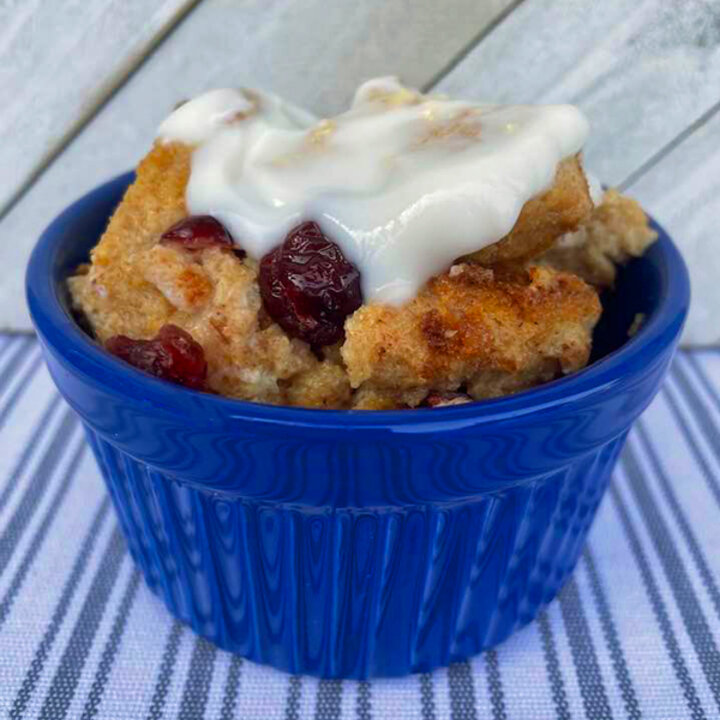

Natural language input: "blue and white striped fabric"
[0,333,719,719]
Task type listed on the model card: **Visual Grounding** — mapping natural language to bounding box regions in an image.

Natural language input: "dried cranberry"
[258,221,362,346]
[106,324,207,390]
[160,216,234,251]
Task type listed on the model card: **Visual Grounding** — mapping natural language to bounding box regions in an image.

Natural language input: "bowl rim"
[26,171,690,431]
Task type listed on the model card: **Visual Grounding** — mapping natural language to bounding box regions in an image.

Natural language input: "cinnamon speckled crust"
[68,141,648,408]
[341,264,601,405]
[67,143,191,341]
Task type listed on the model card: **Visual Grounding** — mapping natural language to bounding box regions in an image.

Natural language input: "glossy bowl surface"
[26,172,689,677]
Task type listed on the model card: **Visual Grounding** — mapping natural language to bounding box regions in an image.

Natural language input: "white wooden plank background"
[2,0,717,345]
[0,0,197,212]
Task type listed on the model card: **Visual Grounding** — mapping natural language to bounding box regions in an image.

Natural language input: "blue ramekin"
[26,172,689,678]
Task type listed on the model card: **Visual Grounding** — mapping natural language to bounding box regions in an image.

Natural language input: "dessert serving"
[68,78,656,409]
[29,76,688,679]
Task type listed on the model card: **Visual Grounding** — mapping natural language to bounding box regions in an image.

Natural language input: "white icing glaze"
[158,77,590,304]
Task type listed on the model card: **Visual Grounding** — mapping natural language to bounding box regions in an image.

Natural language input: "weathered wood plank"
[436,0,720,188]
[627,110,720,346]
[0,0,196,213]
[1,0,515,330]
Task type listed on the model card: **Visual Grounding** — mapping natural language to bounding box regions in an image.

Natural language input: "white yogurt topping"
[158,77,590,304]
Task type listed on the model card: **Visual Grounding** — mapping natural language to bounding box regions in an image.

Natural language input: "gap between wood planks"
[421,0,527,92]
[618,97,720,191]
[0,0,204,227]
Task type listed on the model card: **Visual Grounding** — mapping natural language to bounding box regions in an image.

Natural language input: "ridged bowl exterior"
[26,173,689,678]
[83,427,625,677]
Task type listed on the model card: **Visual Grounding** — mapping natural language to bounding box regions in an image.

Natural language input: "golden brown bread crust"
[536,189,658,287]
[464,155,593,266]
[341,264,601,404]
[68,143,191,340]
[67,140,650,409]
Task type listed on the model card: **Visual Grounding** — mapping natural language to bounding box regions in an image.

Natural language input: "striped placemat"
[0,333,719,719]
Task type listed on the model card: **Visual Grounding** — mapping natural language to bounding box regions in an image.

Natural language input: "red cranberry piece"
[258,221,362,346]
[106,324,207,390]
[160,215,234,251]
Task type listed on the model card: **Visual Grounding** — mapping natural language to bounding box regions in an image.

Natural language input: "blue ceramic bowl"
[26,172,689,678]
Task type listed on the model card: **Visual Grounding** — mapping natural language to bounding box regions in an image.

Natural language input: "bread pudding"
[68,78,656,408]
